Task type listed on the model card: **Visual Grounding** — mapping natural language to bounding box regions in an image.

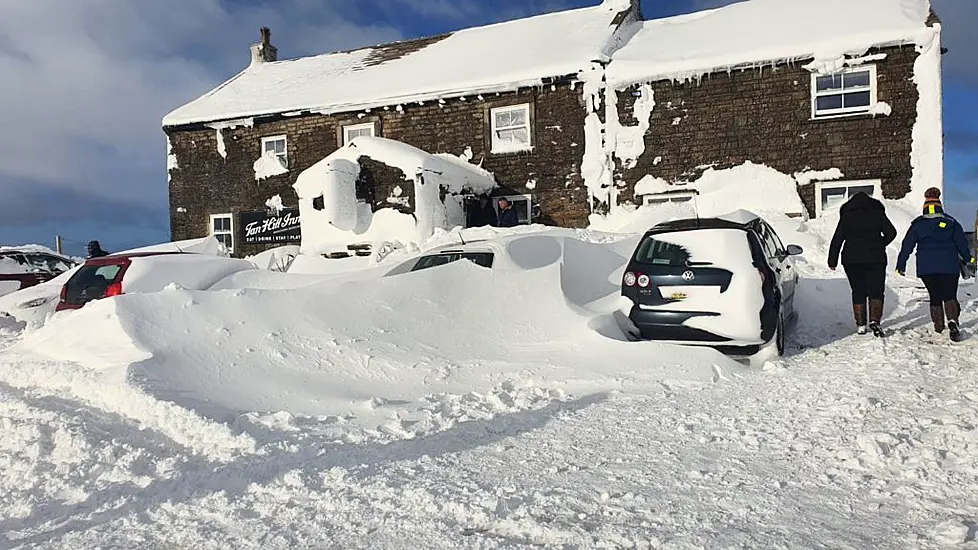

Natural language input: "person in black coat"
[896,187,975,341]
[827,192,897,336]
[497,198,521,228]
[87,240,109,258]
[466,195,498,228]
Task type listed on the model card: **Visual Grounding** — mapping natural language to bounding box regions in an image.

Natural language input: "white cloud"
[0,0,403,211]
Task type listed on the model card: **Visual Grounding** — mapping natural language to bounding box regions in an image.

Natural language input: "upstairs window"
[210,213,234,253]
[490,104,532,154]
[343,122,376,145]
[261,135,288,168]
[811,66,877,119]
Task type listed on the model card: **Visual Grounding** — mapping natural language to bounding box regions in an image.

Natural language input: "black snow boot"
[930,306,946,334]
[946,300,963,342]
[868,299,885,337]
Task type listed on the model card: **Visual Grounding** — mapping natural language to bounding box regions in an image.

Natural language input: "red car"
[55,251,256,312]
[0,249,79,297]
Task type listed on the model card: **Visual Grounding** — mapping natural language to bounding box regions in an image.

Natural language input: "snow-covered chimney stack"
[250,27,278,66]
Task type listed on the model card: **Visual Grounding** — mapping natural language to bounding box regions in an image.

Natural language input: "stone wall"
[614,45,920,217]
[166,86,591,256]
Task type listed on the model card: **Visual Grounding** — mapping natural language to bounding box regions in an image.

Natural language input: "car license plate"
[670,292,687,300]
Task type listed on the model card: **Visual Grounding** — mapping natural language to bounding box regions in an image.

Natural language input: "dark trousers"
[921,274,959,307]
[844,264,886,304]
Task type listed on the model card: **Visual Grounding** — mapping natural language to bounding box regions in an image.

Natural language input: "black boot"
[868,299,885,337]
[930,306,946,334]
[946,300,962,342]
[853,302,867,335]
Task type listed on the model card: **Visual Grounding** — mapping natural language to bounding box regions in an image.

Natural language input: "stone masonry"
[166,86,591,256]
[614,45,920,217]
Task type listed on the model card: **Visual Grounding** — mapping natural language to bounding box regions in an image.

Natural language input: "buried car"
[384,241,499,277]
[621,210,802,357]
[0,248,79,297]
[56,252,256,311]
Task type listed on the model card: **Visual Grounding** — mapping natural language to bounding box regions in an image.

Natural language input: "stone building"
[164,0,942,256]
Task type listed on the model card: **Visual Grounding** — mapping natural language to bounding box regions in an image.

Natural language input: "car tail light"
[105,282,123,298]
[637,274,651,288]
[59,284,67,302]
[623,272,637,287]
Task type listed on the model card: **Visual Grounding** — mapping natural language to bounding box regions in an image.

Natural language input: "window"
[755,221,785,258]
[343,123,376,145]
[642,191,696,206]
[261,135,288,168]
[634,237,691,267]
[811,66,877,118]
[210,213,234,252]
[815,180,882,217]
[490,104,532,153]
[494,194,532,224]
[411,252,494,272]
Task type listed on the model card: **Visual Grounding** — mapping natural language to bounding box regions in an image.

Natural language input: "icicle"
[477,94,484,101]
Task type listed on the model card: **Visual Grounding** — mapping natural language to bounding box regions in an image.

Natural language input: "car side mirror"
[786,244,804,256]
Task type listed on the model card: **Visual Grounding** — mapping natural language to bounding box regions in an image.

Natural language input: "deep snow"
[3,201,978,548]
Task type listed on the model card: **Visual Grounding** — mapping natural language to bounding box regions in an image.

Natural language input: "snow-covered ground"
[2,212,978,548]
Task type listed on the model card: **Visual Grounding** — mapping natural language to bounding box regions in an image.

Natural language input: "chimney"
[250,26,278,66]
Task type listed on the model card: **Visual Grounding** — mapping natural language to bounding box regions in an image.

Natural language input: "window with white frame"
[261,135,288,168]
[490,104,532,153]
[343,122,376,145]
[815,180,882,217]
[210,213,234,252]
[642,191,697,206]
[811,66,877,118]
[494,194,532,224]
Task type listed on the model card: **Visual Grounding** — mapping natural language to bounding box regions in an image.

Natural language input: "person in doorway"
[466,195,498,228]
[828,191,898,336]
[497,197,521,228]
[87,240,109,258]
[896,187,975,342]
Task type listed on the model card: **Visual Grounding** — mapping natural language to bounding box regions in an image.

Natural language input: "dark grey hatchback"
[621,211,802,357]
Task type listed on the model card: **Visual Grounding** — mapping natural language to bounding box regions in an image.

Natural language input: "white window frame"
[343,122,376,145]
[494,194,532,225]
[490,103,533,154]
[641,191,697,206]
[815,179,882,218]
[811,65,878,119]
[261,135,288,168]
[210,213,235,253]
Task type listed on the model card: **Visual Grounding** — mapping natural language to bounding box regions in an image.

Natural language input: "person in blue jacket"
[496,197,521,228]
[896,187,975,341]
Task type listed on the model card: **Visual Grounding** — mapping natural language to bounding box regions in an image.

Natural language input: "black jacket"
[828,192,897,268]
[497,206,521,228]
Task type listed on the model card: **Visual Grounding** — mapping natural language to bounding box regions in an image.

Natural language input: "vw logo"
[681,270,696,281]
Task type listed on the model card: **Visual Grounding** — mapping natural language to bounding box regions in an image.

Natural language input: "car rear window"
[634,238,692,267]
[64,265,123,304]
[412,252,494,272]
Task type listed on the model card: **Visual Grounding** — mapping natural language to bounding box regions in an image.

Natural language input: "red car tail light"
[104,282,123,298]
[59,284,67,302]
[623,272,637,287]
[637,274,651,288]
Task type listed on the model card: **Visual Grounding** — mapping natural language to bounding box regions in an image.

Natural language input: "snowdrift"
[20,233,738,428]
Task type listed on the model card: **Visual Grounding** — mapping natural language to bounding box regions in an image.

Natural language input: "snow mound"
[22,233,738,431]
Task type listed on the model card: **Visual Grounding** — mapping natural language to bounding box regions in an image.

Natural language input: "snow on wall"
[253,151,289,181]
[265,194,285,213]
[592,161,807,231]
[608,84,654,170]
[909,26,943,204]
[293,137,496,254]
[794,168,844,187]
[166,136,179,181]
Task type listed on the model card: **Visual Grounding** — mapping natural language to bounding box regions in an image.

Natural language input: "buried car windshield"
[412,252,494,272]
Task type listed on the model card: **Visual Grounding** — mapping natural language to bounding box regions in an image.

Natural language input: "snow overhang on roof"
[163,1,637,128]
[606,0,936,89]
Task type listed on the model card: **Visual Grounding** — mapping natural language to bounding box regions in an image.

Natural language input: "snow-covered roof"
[163,1,635,127]
[606,0,935,88]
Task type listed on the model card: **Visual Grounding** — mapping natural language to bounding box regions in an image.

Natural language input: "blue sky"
[0,0,974,256]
